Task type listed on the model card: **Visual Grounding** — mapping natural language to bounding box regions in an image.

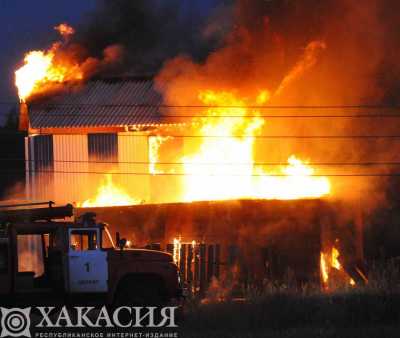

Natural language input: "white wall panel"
[25,135,54,202]
[118,132,150,203]
[53,134,89,204]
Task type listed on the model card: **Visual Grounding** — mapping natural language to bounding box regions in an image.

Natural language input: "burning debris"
[54,23,75,38]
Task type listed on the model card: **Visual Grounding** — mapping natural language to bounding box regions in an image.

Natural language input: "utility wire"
[22,103,400,109]
[28,112,400,118]
[3,98,400,108]
[14,132,400,139]
[115,134,400,139]
[8,131,400,138]
[3,158,400,166]
[8,169,400,177]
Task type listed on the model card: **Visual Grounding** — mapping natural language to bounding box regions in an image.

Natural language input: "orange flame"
[320,252,329,284]
[173,237,182,266]
[149,136,172,174]
[15,24,83,102]
[320,245,355,288]
[14,23,123,102]
[79,174,139,208]
[178,90,330,202]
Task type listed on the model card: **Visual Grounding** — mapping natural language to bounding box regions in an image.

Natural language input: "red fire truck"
[0,202,182,307]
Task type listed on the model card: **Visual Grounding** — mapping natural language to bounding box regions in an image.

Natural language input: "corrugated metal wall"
[26,133,151,205]
[118,133,150,203]
[53,134,89,204]
[25,135,54,202]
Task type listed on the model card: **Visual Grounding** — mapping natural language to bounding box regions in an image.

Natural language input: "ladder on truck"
[0,201,74,223]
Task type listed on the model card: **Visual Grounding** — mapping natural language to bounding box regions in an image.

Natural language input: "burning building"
[21,75,182,205]
[14,5,374,289]
[16,73,365,289]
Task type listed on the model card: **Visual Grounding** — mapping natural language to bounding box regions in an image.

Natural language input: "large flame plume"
[151,89,331,202]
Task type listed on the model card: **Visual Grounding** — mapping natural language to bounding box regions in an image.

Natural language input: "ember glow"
[178,90,331,202]
[54,23,75,38]
[80,174,139,208]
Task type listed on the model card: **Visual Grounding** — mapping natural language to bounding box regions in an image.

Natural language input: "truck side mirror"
[116,232,127,251]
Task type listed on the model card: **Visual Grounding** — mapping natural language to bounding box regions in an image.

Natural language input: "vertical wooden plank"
[199,244,206,296]
[194,245,200,294]
[215,244,221,279]
[187,244,194,287]
[207,245,214,283]
[180,244,187,282]
[355,203,364,262]
[228,245,238,267]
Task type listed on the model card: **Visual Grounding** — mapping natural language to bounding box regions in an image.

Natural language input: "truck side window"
[0,243,8,273]
[70,230,98,251]
[17,235,44,277]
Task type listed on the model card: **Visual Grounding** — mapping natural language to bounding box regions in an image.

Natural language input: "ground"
[179,327,399,338]
[178,290,400,338]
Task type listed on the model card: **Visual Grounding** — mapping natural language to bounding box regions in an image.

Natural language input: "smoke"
[153,0,400,205]
[37,0,400,103]
[51,0,399,211]
[67,0,232,76]
[155,0,396,104]
[19,0,233,103]
[26,0,400,209]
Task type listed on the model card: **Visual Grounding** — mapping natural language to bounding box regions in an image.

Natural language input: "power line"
[10,168,400,177]
[25,103,400,109]
[3,98,400,109]
[3,158,400,166]
[9,100,400,118]
[4,100,400,113]
[18,132,400,139]
[29,112,400,118]
[118,134,400,139]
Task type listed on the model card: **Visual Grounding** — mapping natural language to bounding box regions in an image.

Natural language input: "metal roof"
[29,77,168,129]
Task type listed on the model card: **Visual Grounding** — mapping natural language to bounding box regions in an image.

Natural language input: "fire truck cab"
[0,203,181,307]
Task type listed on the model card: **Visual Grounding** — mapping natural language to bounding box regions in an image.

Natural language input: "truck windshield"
[70,230,97,251]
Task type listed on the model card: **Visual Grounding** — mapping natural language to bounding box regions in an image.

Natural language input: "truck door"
[67,228,108,293]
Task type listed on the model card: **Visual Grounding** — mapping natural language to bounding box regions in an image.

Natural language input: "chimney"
[19,102,29,131]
